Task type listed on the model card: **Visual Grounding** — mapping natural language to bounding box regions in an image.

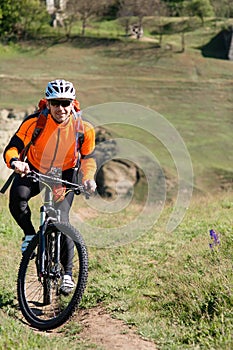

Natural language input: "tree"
[177,8,190,53]
[17,0,49,39]
[210,0,233,19]
[183,0,214,25]
[0,0,49,41]
[102,0,121,19]
[162,0,184,16]
[0,0,21,39]
[65,0,113,37]
[118,0,161,38]
[154,1,169,45]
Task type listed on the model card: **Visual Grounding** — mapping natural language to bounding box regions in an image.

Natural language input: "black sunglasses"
[50,99,72,107]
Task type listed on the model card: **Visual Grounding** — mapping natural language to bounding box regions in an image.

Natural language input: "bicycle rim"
[17,222,88,330]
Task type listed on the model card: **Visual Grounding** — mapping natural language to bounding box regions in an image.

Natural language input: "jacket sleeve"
[79,121,97,182]
[3,116,37,168]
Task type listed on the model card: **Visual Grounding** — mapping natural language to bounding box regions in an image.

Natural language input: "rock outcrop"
[94,127,143,198]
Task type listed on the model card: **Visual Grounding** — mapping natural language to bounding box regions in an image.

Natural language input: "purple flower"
[209,229,220,249]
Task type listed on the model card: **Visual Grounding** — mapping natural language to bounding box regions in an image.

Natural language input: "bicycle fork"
[39,204,62,279]
[39,205,47,278]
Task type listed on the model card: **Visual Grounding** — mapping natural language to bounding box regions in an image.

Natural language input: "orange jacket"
[4,111,96,182]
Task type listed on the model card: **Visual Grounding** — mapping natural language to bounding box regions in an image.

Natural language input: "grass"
[0,309,100,350]
[80,193,233,349]
[0,190,232,349]
[0,16,232,349]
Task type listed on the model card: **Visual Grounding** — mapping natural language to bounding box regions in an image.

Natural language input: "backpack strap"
[20,108,49,161]
[31,109,48,144]
[71,107,85,171]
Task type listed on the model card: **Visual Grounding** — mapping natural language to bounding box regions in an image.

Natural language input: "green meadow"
[0,18,232,349]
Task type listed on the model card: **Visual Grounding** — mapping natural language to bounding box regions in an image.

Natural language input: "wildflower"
[209,229,220,249]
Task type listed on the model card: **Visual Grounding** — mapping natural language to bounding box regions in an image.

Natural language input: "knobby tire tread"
[17,222,88,330]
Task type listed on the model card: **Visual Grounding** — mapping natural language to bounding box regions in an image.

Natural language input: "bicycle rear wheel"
[17,222,88,330]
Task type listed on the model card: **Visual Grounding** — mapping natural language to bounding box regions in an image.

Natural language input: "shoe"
[60,274,75,295]
[21,235,35,254]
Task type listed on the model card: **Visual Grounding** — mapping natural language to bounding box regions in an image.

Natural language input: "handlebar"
[27,171,90,198]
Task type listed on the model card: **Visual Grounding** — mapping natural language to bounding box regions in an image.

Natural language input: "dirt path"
[77,306,157,350]
[29,306,157,350]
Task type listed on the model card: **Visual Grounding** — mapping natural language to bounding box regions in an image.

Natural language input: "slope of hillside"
[0,37,232,195]
[0,22,232,350]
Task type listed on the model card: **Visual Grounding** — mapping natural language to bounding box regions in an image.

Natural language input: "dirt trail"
[77,306,157,350]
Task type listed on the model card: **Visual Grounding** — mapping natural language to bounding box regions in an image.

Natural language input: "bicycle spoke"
[17,224,88,330]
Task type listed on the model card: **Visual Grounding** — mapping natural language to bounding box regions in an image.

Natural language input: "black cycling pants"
[9,168,77,275]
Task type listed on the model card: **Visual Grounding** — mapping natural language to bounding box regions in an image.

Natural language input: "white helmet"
[45,79,76,100]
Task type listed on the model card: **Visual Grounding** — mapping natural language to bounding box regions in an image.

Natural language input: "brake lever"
[74,186,90,199]
[26,171,39,182]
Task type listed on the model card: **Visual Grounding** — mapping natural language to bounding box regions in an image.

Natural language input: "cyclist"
[3,79,97,294]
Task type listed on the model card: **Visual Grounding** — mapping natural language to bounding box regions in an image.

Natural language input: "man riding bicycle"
[3,79,97,294]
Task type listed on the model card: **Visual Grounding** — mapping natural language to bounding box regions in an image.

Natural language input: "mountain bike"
[17,170,89,331]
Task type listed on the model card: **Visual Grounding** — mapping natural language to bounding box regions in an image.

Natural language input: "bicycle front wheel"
[17,222,88,330]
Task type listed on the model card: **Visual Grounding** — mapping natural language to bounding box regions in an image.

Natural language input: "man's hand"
[83,179,97,193]
[11,160,30,177]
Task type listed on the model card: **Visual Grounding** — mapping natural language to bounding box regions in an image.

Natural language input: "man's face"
[47,99,73,123]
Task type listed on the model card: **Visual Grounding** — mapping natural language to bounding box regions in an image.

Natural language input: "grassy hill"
[0,18,232,194]
[0,17,232,349]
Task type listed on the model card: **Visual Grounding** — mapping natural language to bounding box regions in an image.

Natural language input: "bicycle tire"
[17,222,88,330]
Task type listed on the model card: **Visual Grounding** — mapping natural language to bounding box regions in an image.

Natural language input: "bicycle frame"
[27,170,88,280]
[39,186,61,278]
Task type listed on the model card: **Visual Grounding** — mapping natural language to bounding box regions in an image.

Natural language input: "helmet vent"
[45,79,76,100]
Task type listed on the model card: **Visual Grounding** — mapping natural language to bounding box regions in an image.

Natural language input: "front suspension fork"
[39,205,47,277]
[39,205,61,278]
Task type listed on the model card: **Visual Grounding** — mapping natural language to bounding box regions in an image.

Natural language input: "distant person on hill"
[3,79,97,294]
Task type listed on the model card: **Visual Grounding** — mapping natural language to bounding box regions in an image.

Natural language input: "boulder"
[96,159,141,198]
[95,127,143,199]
